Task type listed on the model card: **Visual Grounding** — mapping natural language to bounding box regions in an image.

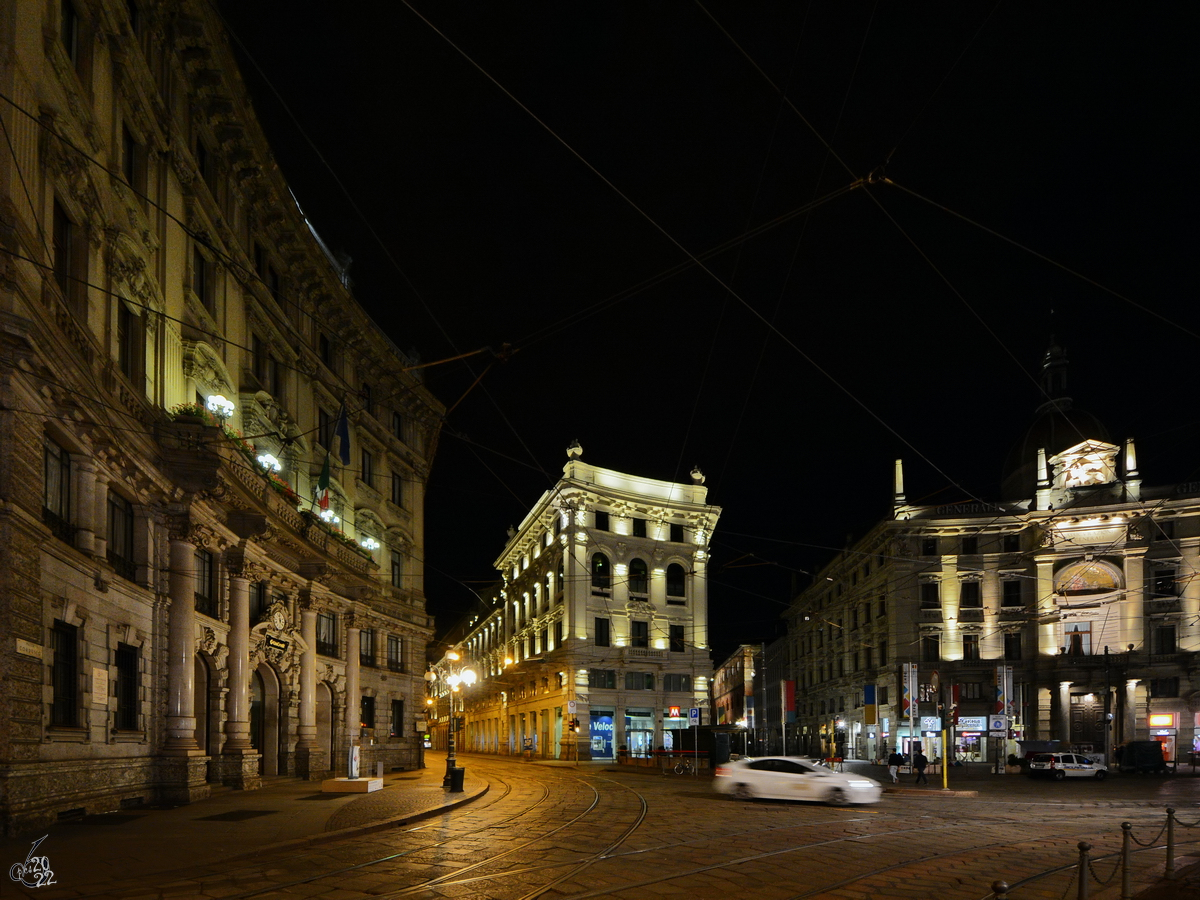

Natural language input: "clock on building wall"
[271,608,287,631]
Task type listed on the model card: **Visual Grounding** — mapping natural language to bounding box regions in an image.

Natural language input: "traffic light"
[569,718,580,732]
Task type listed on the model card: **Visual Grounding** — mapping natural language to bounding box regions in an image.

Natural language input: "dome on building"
[1000,340,1110,501]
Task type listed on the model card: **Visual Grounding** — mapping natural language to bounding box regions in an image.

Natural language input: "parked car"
[1118,741,1170,774]
[713,756,882,805]
[1027,752,1107,780]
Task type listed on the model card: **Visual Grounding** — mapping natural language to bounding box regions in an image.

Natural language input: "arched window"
[666,563,687,599]
[591,553,610,591]
[557,557,564,592]
[543,570,551,606]
[629,558,648,595]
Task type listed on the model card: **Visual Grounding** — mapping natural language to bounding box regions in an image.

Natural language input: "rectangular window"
[122,126,146,198]
[920,581,940,609]
[117,302,143,384]
[361,449,374,489]
[249,581,268,623]
[670,522,684,543]
[632,517,646,538]
[52,199,86,315]
[390,699,404,738]
[391,472,404,507]
[391,554,404,589]
[624,671,654,690]
[594,617,611,647]
[318,408,334,449]
[1154,520,1175,542]
[663,673,691,692]
[878,685,889,706]
[192,245,212,313]
[1153,568,1179,598]
[61,0,79,63]
[318,333,335,370]
[360,629,376,667]
[51,619,78,727]
[554,619,563,648]
[877,598,886,618]
[1003,533,1021,553]
[962,682,983,700]
[921,537,937,556]
[963,634,980,660]
[316,612,338,657]
[631,620,649,648]
[1150,677,1180,698]
[1004,631,1022,660]
[1154,624,1177,655]
[921,634,940,663]
[864,646,874,669]
[107,492,135,582]
[43,437,73,542]
[391,411,405,441]
[360,695,375,730]
[588,668,616,689]
[879,640,887,666]
[594,511,609,531]
[1002,579,1023,607]
[387,634,403,671]
[669,624,685,652]
[961,536,978,555]
[194,548,215,617]
[115,642,139,730]
[960,581,982,608]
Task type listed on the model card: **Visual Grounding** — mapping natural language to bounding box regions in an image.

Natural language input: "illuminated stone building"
[438,445,720,761]
[783,345,1200,766]
[0,0,440,833]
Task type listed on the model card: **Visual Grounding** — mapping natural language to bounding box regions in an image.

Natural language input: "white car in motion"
[713,756,882,805]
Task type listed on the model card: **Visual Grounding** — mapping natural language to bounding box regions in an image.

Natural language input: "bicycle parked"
[673,757,696,775]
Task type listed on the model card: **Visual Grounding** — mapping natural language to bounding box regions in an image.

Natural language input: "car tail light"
[715,766,729,777]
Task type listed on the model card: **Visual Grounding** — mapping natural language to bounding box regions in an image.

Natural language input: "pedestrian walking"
[913,749,929,785]
[887,750,903,784]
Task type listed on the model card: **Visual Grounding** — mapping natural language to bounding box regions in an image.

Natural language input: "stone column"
[220,554,261,789]
[296,594,325,778]
[1123,551,1146,650]
[1124,679,1139,744]
[344,615,361,775]
[1182,541,1200,652]
[1055,681,1071,742]
[1035,555,1057,655]
[74,456,96,555]
[981,568,1002,658]
[161,526,210,804]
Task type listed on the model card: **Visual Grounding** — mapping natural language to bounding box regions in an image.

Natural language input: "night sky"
[217,3,1198,662]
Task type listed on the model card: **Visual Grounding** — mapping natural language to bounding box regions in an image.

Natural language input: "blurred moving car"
[713,756,882,804]
[1027,752,1107,780]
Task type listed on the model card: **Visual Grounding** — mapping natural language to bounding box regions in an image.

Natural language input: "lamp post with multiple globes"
[425,650,476,791]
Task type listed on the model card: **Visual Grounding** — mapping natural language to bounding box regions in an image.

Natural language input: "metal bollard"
[1121,823,1132,899]
[1078,841,1092,900]
[1167,808,1176,880]
[991,880,1010,900]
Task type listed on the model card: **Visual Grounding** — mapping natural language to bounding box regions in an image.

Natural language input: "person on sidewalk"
[913,749,929,785]
[887,750,903,784]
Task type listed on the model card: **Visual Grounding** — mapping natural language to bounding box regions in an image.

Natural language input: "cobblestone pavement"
[5,757,1200,899]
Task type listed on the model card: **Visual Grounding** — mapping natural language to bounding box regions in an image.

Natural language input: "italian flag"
[316,452,331,511]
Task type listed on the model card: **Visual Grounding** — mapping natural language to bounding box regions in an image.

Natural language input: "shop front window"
[625,707,655,757]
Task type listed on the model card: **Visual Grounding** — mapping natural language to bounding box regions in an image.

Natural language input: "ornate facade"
[0,0,441,833]
[431,445,720,761]
[782,346,1200,767]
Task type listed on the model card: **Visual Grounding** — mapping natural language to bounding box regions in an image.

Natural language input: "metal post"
[942,728,948,789]
[1121,823,1132,900]
[1167,808,1176,880]
[1077,841,1091,900]
[991,880,1009,900]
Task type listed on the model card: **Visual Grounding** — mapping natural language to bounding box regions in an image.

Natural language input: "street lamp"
[425,650,477,791]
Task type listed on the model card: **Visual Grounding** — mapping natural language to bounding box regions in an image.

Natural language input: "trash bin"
[448,766,465,793]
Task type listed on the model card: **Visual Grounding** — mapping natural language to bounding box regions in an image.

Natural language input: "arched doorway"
[250,664,283,776]
[316,682,334,770]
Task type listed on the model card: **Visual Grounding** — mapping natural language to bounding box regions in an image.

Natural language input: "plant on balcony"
[266,472,300,505]
[221,425,256,459]
[168,402,217,425]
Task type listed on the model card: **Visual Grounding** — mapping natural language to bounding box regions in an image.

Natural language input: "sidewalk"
[0,754,486,896]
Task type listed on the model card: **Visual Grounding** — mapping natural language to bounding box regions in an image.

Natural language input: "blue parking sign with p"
[689,707,700,723]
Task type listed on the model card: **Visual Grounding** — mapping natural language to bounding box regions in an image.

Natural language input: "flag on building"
[316,452,331,510]
[335,403,351,465]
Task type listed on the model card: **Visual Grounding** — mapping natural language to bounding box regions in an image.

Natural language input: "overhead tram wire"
[881,179,1200,344]
[396,0,1013,523]
[696,4,1103,446]
[212,5,555,489]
